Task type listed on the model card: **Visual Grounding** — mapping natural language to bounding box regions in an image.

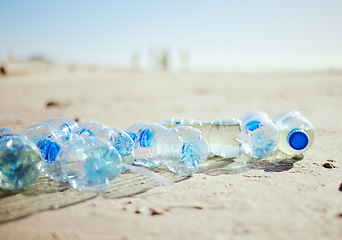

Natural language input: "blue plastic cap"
[288,129,309,150]
[245,120,261,132]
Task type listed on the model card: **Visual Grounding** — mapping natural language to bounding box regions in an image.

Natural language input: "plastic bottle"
[0,128,42,190]
[162,117,241,158]
[73,121,134,171]
[44,117,78,134]
[126,123,209,174]
[37,130,82,182]
[162,118,212,154]
[210,118,241,158]
[162,126,209,174]
[94,128,135,168]
[239,111,278,158]
[126,123,167,168]
[273,110,314,155]
[22,117,77,144]
[61,136,122,193]
[74,121,108,138]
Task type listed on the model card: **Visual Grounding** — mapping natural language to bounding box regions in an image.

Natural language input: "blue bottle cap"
[287,129,309,150]
[245,120,261,132]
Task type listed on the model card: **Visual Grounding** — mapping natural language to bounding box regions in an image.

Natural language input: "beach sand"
[0,62,341,240]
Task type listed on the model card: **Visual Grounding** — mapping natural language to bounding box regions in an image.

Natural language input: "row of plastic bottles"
[162,110,314,159]
[0,110,314,193]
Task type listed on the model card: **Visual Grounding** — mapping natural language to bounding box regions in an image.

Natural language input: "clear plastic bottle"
[162,118,241,158]
[126,123,209,174]
[273,110,314,155]
[0,128,42,190]
[37,130,82,182]
[162,126,208,174]
[210,118,241,158]
[162,118,212,154]
[73,121,135,171]
[74,121,108,138]
[44,117,78,134]
[94,128,135,169]
[61,136,122,193]
[239,111,278,158]
[22,122,57,144]
[126,123,167,168]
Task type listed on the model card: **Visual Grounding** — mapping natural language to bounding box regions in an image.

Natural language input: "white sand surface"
[0,63,341,239]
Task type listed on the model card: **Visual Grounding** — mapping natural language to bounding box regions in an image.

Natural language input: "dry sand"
[0,62,341,240]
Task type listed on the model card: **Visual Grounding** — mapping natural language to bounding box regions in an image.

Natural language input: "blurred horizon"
[1,0,342,72]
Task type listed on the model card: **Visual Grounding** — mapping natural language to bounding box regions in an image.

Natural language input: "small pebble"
[322,162,336,169]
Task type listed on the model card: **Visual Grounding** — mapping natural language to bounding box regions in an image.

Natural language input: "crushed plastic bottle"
[239,111,278,158]
[273,110,314,155]
[126,123,209,174]
[61,136,122,193]
[0,128,42,190]
[44,117,78,134]
[210,118,241,158]
[94,128,135,169]
[162,117,241,159]
[74,121,108,138]
[126,123,167,168]
[37,130,82,182]
[162,126,208,174]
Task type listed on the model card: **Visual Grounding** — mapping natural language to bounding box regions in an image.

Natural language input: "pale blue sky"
[1,0,341,71]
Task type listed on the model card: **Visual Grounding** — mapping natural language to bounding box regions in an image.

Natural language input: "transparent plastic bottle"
[162,126,209,174]
[126,123,167,168]
[126,123,209,174]
[61,136,122,193]
[162,118,241,158]
[162,118,213,155]
[74,121,134,171]
[37,130,82,182]
[22,122,57,144]
[94,128,135,168]
[74,121,108,138]
[273,110,314,155]
[239,111,278,158]
[44,117,78,134]
[210,118,242,158]
[0,128,42,190]
[22,117,77,143]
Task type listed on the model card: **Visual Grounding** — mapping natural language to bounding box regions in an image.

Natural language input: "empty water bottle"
[45,117,78,134]
[0,128,42,190]
[22,117,77,143]
[239,111,278,158]
[74,121,134,170]
[126,123,167,168]
[22,122,57,144]
[126,123,209,174]
[37,130,82,182]
[162,117,241,158]
[273,110,314,155]
[61,136,122,193]
[210,118,241,158]
[162,126,209,174]
[94,128,135,168]
[74,121,108,138]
